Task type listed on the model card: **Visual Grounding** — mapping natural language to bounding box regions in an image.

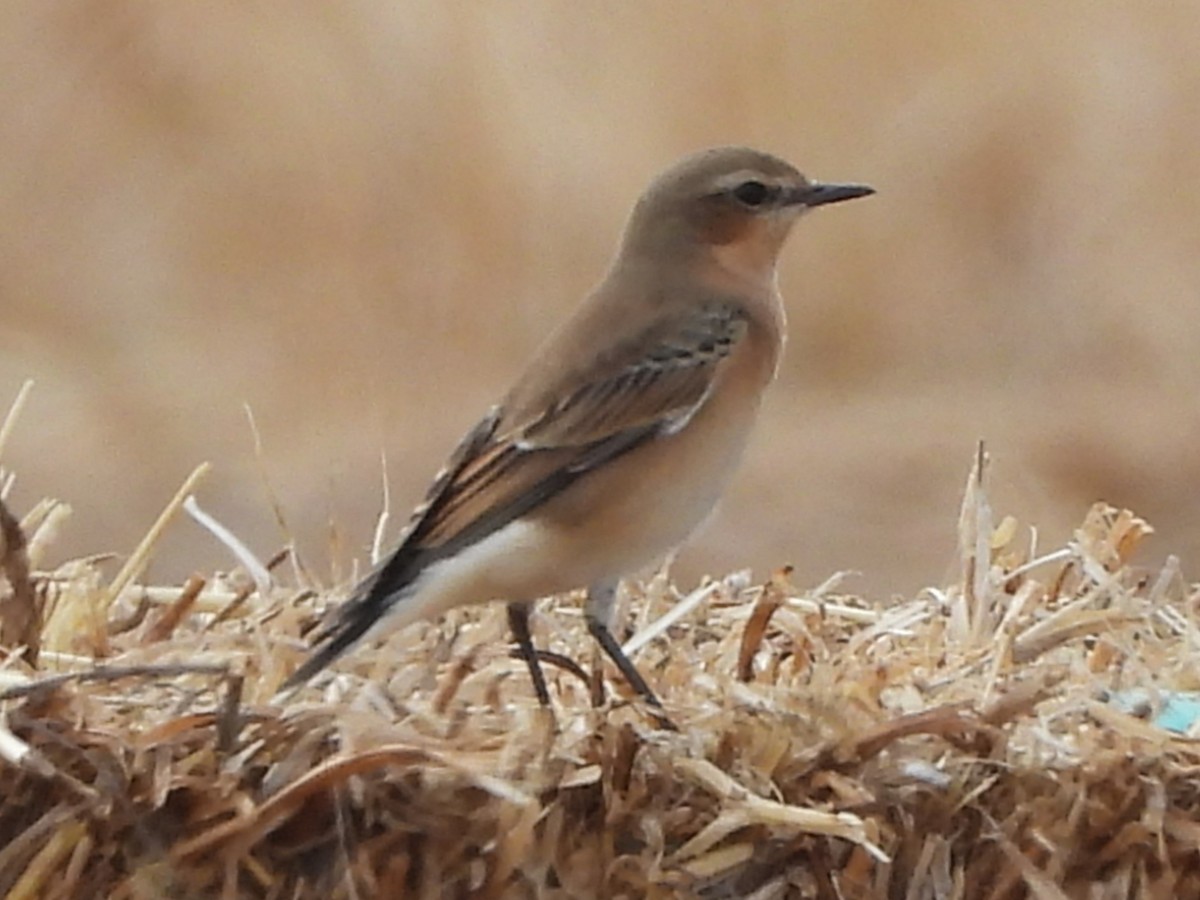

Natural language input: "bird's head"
[621,146,873,288]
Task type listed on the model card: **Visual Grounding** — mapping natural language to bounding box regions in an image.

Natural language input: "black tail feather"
[278,609,380,691]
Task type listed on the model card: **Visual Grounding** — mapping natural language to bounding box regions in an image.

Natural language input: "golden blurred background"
[2,2,1198,598]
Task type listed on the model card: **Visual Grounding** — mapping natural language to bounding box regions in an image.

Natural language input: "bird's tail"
[277,564,419,692]
[278,608,379,691]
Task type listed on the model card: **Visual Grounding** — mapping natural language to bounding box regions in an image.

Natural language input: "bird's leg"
[585,581,674,727]
[587,633,606,710]
[584,581,614,708]
[507,602,552,707]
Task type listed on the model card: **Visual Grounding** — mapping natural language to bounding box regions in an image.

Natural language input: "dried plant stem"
[102,462,211,612]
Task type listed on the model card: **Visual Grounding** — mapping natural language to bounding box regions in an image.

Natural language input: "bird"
[282,146,873,718]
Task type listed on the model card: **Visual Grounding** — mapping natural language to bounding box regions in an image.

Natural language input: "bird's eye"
[732,180,772,207]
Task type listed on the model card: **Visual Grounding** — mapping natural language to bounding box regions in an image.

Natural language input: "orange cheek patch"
[698,207,757,246]
[708,219,779,286]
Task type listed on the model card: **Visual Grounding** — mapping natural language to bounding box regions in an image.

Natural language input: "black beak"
[792,182,875,208]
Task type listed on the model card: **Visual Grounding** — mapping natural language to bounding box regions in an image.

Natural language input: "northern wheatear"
[283,147,872,716]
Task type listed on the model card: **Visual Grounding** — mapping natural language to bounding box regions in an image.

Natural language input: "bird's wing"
[413,300,748,549]
[283,302,746,686]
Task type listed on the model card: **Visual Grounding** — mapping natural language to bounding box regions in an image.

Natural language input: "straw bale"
[2,453,1200,898]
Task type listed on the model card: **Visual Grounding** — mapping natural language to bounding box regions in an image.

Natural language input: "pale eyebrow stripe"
[710,169,775,192]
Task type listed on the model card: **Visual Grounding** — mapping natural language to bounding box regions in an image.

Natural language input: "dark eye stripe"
[732,180,774,207]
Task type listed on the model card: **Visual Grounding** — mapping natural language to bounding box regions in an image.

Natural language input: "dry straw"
[1,389,1198,897]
